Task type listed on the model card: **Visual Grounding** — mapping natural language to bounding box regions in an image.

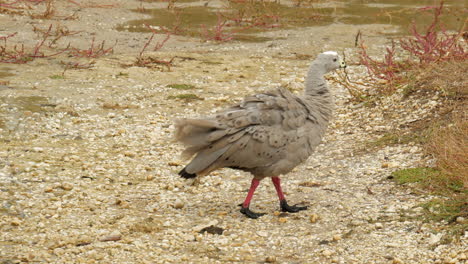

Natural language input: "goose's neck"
[305,62,328,96]
[302,61,334,124]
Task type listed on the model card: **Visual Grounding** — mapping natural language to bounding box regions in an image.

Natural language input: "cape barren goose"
[175,51,346,219]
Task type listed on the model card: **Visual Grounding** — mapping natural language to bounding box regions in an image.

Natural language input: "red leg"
[242,178,260,208]
[271,176,285,201]
[271,176,308,213]
[240,178,265,219]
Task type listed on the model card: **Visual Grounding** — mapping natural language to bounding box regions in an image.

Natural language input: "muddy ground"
[0,0,466,263]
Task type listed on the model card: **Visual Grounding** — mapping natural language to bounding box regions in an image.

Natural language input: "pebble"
[60,183,73,191]
[99,231,122,242]
[375,223,383,229]
[309,214,319,223]
[278,217,287,223]
[265,256,277,263]
[173,200,184,209]
[11,219,21,226]
[32,147,44,152]
[123,151,136,158]
[429,233,443,245]
[322,249,333,257]
[332,234,342,241]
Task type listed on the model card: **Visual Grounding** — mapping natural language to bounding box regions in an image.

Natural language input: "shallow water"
[0,68,15,79]
[118,0,466,42]
[0,96,51,131]
[0,96,50,113]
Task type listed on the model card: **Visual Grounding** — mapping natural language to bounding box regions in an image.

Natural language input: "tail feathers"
[179,168,197,179]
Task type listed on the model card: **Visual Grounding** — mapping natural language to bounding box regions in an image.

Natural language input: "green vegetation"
[166,83,196,90]
[350,2,467,238]
[167,93,203,101]
[390,167,467,239]
[391,168,464,193]
[366,132,428,150]
[49,74,64,79]
[391,168,436,185]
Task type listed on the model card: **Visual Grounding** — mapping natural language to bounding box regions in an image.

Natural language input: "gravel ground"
[0,1,466,263]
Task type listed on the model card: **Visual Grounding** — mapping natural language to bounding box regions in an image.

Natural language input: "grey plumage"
[175,51,345,181]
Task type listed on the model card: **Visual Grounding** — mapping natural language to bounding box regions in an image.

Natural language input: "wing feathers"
[175,87,318,176]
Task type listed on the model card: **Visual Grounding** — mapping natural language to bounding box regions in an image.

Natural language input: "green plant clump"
[167,93,203,101]
[391,167,436,185]
[49,75,64,79]
[390,167,467,238]
[167,84,196,90]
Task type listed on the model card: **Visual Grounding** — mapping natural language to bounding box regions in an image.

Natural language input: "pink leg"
[240,179,265,219]
[242,178,260,208]
[271,176,285,201]
[272,176,308,213]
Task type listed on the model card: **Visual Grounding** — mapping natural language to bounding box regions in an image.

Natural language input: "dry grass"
[394,59,467,236]
[403,60,468,97]
[403,60,467,191]
[427,115,467,189]
[410,60,467,190]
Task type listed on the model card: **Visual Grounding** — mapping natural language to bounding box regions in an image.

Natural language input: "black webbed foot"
[280,200,308,213]
[240,207,266,219]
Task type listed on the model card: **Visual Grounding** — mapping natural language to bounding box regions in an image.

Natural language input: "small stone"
[428,233,443,245]
[392,258,403,264]
[278,217,287,223]
[265,256,277,263]
[332,234,342,241]
[455,216,465,223]
[449,251,457,258]
[99,231,121,242]
[309,214,319,223]
[32,147,44,152]
[375,223,383,229]
[322,249,332,257]
[146,174,155,181]
[257,231,268,237]
[44,186,54,193]
[53,247,65,256]
[167,161,180,166]
[11,219,21,226]
[443,258,456,264]
[123,151,136,158]
[458,253,466,260]
[60,183,73,191]
[174,200,184,209]
[199,225,224,235]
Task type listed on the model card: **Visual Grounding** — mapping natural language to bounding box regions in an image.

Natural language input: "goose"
[174,51,346,218]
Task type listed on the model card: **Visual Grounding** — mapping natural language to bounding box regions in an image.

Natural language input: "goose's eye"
[333,58,337,62]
